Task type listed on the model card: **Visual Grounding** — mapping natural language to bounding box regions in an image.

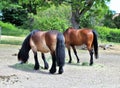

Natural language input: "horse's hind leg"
[58,66,63,74]
[49,52,56,74]
[72,46,80,63]
[41,53,49,69]
[89,49,94,65]
[33,52,40,70]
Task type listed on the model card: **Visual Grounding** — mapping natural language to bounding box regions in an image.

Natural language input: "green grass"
[0,35,25,45]
[0,21,29,36]
[81,62,89,66]
[13,63,35,70]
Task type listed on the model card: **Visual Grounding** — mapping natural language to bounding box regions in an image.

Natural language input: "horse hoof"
[49,70,56,74]
[44,64,49,69]
[34,66,39,70]
[58,69,63,74]
[44,66,49,69]
[77,59,80,63]
[89,63,93,66]
[68,61,72,63]
[49,68,56,74]
[58,66,63,74]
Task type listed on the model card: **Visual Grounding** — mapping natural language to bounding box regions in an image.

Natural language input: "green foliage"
[0,21,29,36]
[107,29,120,42]
[95,26,110,40]
[0,0,11,9]
[33,16,68,32]
[2,6,28,26]
[113,14,120,29]
[25,5,71,32]
[102,10,116,28]
[95,26,120,43]
[80,0,109,28]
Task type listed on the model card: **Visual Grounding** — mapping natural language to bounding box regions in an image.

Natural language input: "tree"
[70,0,95,28]
[49,0,110,28]
[112,13,120,29]
[13,0,111,28]
[18,0,50,14]
[15,0,110,28]
[102,10,116,28]
[2,6,28,26]
[1,0,110,28]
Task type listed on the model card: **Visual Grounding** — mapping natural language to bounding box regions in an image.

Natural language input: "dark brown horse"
[63,27,98,65]
[18,30,65,74]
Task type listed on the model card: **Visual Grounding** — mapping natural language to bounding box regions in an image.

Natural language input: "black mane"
[18,30,39,63]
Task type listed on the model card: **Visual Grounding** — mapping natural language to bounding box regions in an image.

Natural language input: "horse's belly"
[37,44,50,53]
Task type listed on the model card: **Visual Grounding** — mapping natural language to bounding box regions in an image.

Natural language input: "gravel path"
[0,44,120,88]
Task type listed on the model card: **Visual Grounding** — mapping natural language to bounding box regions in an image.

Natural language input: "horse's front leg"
[49,52,56,74]
[33,52,40,70]
[41,53,49,69]
[68,47,72,63]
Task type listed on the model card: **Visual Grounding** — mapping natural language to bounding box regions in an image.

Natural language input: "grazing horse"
[18,30,65,74]
[63,27,98,65]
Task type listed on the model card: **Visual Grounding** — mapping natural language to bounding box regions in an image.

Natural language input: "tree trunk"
[71,11,80,29]
[70,0,95,29]
[71,5,81,29]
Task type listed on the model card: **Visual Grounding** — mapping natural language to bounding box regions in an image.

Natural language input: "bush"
[25,5,71,32]
[94,26,120,43]
[107,29,120,42]
[2,6,28,26]
[0,21,29,36]
[33,15,68,32]
[95,26,110,40]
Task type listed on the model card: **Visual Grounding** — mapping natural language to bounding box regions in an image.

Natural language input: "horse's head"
[18,49,29,64]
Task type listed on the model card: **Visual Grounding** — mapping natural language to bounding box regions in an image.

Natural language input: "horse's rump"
[30,30,59,53]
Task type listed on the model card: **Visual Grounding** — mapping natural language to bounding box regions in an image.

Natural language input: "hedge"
[0,21,29,36]
[94,26,120,43]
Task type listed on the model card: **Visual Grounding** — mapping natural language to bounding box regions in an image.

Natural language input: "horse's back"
[45,30,59,52]
[30,30,60,53]
[64,27,93,46]
[79,28,93,39]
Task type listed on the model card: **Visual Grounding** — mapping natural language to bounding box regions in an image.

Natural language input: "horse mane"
[64,27,74,32]
[18,30,39,62]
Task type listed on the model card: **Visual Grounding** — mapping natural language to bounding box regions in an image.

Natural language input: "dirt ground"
[0,44,120,88]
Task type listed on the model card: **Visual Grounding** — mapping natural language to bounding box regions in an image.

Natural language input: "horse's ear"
[68,27,73,29]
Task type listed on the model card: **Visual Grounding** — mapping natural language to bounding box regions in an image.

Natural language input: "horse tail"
[92,30,98,59]
[56,33,65,67]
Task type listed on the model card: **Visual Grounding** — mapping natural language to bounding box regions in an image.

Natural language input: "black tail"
[56,33,65,67]
[18,30,38,63]
[92,30,98,59]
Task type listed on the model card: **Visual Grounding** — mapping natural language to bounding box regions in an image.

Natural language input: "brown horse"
[18,30,65,74]
[63,27,98,65]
